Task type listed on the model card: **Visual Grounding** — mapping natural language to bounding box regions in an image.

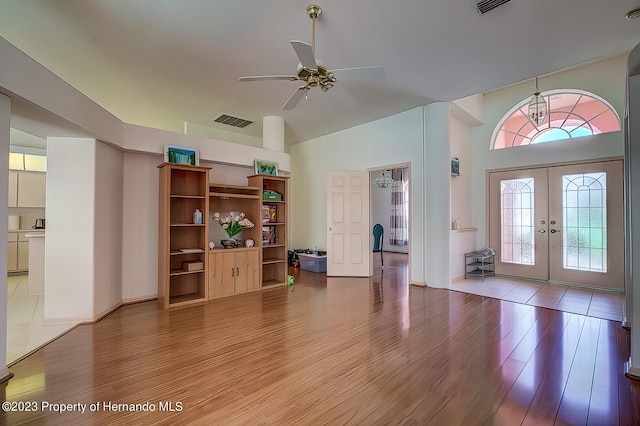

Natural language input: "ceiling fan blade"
[282,86,308,110]
[238,75,295,82]
[332,66,384,80]
[290,40,317,69]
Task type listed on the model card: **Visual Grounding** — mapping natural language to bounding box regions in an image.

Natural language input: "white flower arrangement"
[212,212,255,238]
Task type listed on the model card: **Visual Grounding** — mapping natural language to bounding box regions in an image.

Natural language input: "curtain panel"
[390,168,409,246]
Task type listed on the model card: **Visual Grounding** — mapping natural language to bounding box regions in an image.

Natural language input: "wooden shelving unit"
[158,163,210,309]
[208,182,261,298]
[159,172,289,308]
[248,174,289,289]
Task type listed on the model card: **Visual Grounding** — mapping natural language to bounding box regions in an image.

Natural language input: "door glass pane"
[562,173,607,272]
[500,178,535,265]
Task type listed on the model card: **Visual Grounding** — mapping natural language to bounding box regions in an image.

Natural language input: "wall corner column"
[0,93,11,379]
[263,116,285,152]
[624,46,640,380]
[423,102,452,288]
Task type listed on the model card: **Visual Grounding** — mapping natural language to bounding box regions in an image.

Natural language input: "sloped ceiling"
[0,0,639,144]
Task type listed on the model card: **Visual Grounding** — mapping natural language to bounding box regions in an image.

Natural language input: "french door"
[488,160,624,290]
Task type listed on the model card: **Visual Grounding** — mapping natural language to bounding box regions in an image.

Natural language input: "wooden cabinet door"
[8,171,18,208]
[209,252,235,298]
[17,241,29,271]
[7,242,17,272]
[234,249,260,293]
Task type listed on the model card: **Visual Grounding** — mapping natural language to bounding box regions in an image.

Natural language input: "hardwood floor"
[3,253,639,424]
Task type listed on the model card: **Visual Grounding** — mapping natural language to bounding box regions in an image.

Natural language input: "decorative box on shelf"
[182,260,204,271]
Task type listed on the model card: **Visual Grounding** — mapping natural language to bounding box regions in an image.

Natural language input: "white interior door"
[327,171,371,277]
[489,160,624,289]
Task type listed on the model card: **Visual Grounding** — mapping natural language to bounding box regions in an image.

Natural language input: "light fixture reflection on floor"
[528,76,547,126]
[373,170,396,188]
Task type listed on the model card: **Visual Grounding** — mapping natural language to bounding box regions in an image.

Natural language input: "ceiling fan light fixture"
[626,8,640,19]
[237,4,382,110]
[306,5,322,19]
[528,77,547,126]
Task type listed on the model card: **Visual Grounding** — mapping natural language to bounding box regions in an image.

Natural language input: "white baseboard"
[624,358,640,381]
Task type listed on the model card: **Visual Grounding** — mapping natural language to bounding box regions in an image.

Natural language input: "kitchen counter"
[25,232,45,295]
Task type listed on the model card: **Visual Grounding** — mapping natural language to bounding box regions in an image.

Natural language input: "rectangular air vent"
[212,114,253,128]
[476,0,512,14]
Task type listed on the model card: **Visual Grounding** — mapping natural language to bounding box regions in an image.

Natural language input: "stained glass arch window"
[491,89,620,150]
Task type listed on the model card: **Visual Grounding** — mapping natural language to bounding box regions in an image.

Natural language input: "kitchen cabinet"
[7,234,17,272]
[8,171,46,208]
[8,232,30,273]
[8,171,17,207]
[208,248,260,298]
[17,172,46,208]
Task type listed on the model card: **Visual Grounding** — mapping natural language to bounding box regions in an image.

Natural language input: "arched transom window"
[491,89,620,150]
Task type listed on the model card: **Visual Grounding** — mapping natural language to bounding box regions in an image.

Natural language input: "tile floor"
[451,275,624,322]
[7,274,78,364]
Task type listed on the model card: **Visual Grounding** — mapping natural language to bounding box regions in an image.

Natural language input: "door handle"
[231,268,235,277]
[550,229,560,234]
[236,267,240,276]
[538,229,546,233]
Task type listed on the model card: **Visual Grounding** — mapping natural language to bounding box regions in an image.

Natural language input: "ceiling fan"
[238,4,383,110]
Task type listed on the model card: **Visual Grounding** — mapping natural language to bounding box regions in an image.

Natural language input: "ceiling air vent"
[476,0,512,14]
[212,114,253,128]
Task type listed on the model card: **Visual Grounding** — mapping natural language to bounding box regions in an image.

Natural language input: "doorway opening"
[370,164,411,277]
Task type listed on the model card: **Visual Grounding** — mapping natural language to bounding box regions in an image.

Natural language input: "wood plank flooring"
[2,253,639,425]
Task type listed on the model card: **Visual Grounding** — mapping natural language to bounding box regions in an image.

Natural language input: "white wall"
[94,141,123,316]
[624,45,640,380]
[0,93,11,380]
[45,137,96,320]
[423,103,452,288]
[450,114,473,230]
[449,109,477,279]
[121,152,160,302]
[470,55,627,249]
[290,107,425,283]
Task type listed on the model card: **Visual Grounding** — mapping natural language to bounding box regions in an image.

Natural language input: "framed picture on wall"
[451,158,460,176]
[254,160,278,176]
[165,145,200,166]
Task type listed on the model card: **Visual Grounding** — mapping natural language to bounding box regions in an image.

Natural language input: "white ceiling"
[1,0,639,144]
